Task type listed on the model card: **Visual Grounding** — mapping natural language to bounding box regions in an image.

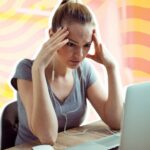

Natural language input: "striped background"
[121,0,150,82]
[0,0,150,107]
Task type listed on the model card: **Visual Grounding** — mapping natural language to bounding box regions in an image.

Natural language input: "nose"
[74,47,83,58]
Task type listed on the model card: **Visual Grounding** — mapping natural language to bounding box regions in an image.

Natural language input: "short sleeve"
[10,59,33,90]
[81,59,98,89]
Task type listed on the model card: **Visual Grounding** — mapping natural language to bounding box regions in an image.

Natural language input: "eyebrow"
[68,38,92,45]
[68,38,78,44]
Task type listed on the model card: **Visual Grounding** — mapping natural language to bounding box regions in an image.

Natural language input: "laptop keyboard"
[65,133,121,150]
[95,133,121,149]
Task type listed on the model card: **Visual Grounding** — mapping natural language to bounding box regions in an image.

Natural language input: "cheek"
[57,50,65,59]
[57,48,71,58]
[57,46,67,54]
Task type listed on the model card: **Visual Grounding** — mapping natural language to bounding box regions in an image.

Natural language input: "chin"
[68,64,80,69]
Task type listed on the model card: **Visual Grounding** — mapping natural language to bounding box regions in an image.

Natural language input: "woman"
[11,0,123,146]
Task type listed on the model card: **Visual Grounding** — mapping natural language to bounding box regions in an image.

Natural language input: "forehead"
[66,23,94,43]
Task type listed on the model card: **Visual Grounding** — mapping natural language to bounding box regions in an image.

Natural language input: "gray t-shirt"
[11,58,97,145]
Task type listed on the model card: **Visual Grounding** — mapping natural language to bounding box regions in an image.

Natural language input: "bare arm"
[104,66,123,129]
[17,71,58,145]
[87,65,123,130]
[87,31,123,129]
[17,27,69,145]
[32,66,58,144]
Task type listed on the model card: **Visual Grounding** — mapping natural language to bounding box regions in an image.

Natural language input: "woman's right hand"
[33,27,69,70]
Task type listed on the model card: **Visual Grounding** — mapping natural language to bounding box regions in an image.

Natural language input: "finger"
[53,38,69,51]
[92,32,99,49]
[52,27,68,39]
[46,30,69,50]
[42,38,69,60]
[45,27,62,45]
[49,28,53,37]
[44,27,69,52]
[49,27,68,44]
[53,30,69,44]
[45,28,68,47]
[98,43,103,54]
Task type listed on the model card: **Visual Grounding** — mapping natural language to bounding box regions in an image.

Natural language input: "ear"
[49,29,53,38]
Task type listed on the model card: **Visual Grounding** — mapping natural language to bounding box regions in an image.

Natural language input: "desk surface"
[6,120,115,150]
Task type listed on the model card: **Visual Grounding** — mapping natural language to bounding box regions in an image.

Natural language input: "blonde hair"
[51,0,95,32]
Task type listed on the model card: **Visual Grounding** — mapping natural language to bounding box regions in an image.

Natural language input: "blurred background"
[0,0,150,122]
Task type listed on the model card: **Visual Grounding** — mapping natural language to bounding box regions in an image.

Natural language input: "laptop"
[65,81,150,150]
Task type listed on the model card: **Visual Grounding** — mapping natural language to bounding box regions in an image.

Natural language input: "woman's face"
[56,23,94,69]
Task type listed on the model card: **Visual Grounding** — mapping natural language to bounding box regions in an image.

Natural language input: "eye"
[84,43,91,48]
[66,42,75,47]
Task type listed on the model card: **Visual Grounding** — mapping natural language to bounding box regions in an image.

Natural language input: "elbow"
[108,118,121,130]
[31,126,58,145]
[38,131,58,145]
[39,135,57,145]
[30,116,58,145]
[109,122,120,130]
[102,115,121,130]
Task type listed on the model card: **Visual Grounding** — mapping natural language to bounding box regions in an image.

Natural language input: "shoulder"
[11,59,34,90]
[17,59,33,69]
[15,58,34,78]
[15,59,34,75]
[81,58,92,69]
[81,58,95,74]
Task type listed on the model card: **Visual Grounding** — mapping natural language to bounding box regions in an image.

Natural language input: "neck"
[54,59,72,78]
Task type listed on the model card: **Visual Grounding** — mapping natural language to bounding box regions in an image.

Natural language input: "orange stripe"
[123,32,150,47]
[126,6,150,21]
[0,12,47,21]
[126,57,150,74]
[0,12,47,31]
[132,70,150,78]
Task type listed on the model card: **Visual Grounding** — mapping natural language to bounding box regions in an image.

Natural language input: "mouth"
[70,60,80,65]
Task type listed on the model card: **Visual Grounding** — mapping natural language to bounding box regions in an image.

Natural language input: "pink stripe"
[0,0,14,12]
[21,0,40,8]
[0,20,14,28]
[0,71,10,78]
[0,59,20,66]
[0,15,47,36]
[0,30,45,52]
[0,20,45,40]
[0,0,39,12]
[126,57,150,74]
[0,16,35,31]
[0,21,35,39]
[123,32,150,47]
[88,0,105,9]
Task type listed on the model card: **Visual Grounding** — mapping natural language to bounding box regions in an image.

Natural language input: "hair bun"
[60,0,81,5]
[60,0,70,5]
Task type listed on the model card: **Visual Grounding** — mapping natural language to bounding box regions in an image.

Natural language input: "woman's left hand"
[86,31,117,69]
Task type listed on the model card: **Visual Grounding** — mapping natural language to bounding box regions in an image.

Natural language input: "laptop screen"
[120,82,150,150]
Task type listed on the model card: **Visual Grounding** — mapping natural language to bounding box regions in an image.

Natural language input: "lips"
[70,60,80,65]
[70,60,80,63]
